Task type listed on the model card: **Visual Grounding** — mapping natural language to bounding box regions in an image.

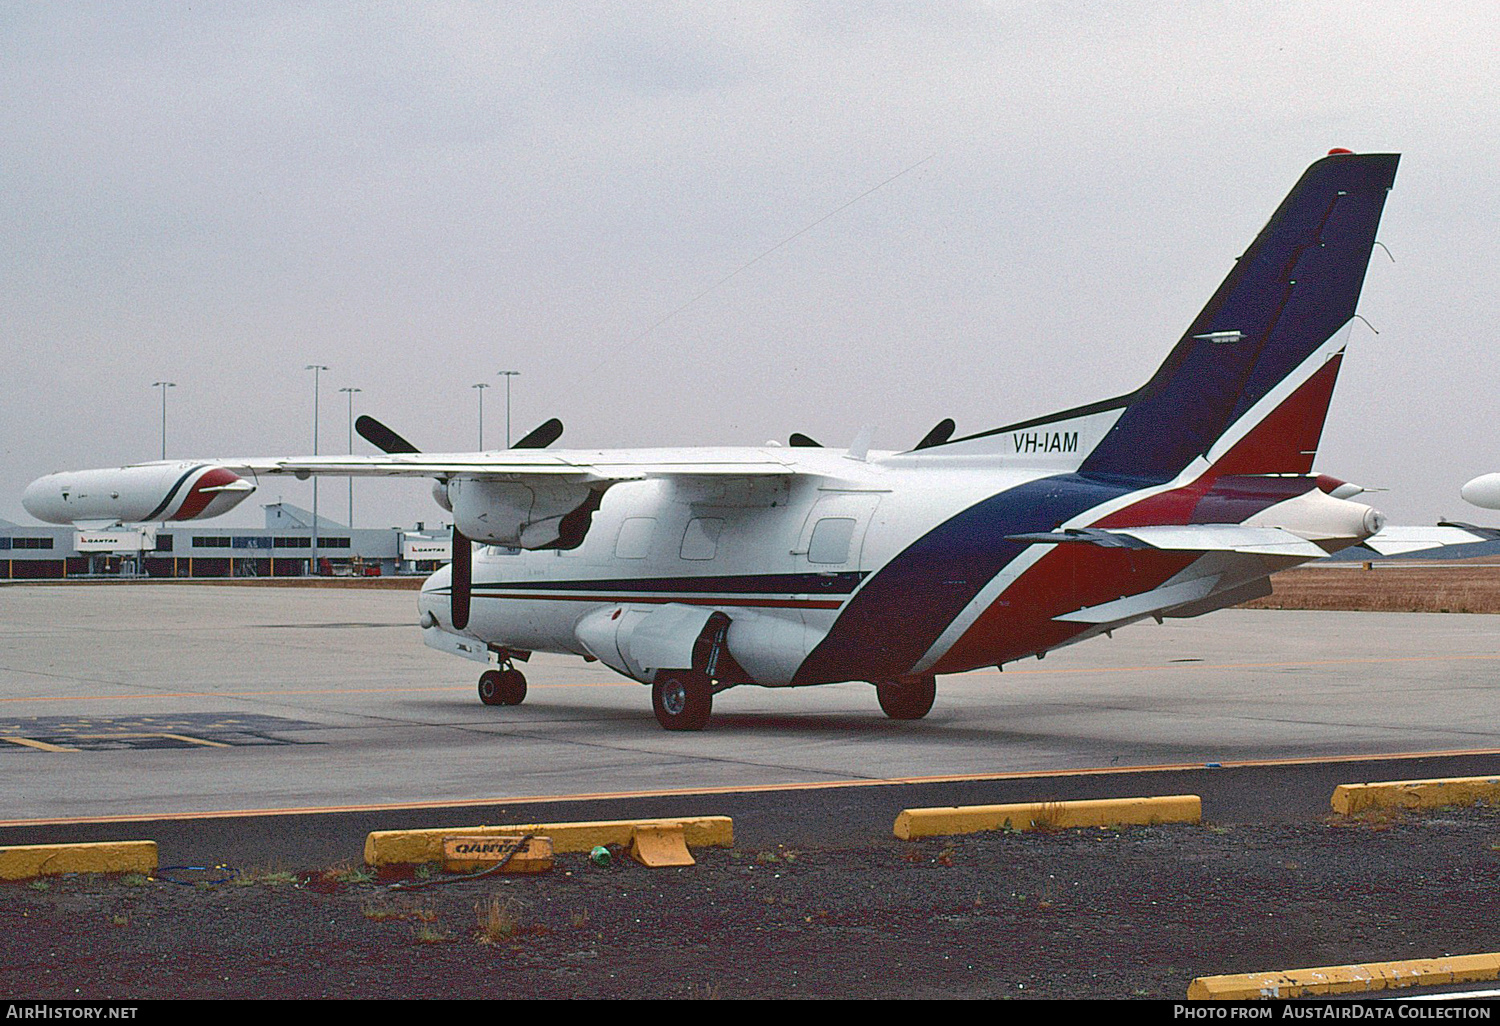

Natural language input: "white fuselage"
[414,426,1387,692]
[418,447,1049,685]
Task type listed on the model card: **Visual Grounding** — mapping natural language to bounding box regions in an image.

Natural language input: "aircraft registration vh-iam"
[27,150,1448,731]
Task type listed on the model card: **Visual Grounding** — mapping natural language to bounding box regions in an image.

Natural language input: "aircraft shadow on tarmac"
[431,697,1221,756]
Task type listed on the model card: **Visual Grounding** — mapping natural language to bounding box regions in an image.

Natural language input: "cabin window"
[680,518,723,560]
[615,517,656,559]
[807,517,857,565]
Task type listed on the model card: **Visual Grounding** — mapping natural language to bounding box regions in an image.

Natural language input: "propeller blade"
[512,418,564,449]
[789,433,822,448]
[450,525,472,630]
[355,415,421,455]
[914,418,956,450]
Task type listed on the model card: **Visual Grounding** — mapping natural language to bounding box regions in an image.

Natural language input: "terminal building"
[0,503,451,580]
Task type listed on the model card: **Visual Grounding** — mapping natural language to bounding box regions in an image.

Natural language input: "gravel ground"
[3,805,1498,1000]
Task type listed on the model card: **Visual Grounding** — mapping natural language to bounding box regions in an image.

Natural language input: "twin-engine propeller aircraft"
[28,150,1431,730]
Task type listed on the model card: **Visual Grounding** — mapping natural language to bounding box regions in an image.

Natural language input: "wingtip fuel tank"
[22,463,256,525]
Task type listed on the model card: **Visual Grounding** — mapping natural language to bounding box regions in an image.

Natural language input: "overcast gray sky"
[4,1,1498,528]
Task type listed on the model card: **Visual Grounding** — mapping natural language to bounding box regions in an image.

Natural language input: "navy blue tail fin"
[925,152,1399,482]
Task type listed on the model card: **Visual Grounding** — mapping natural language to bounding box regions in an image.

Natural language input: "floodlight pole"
[339,386,361,530]
[472,383,490,449]
[152,381,175,460]
[497,370,519,447]
[306,365,328,575]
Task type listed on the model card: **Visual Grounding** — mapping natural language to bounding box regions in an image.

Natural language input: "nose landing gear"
[478,658,528,706]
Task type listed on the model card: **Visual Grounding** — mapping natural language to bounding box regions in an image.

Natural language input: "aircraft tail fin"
[924,151,1399,481]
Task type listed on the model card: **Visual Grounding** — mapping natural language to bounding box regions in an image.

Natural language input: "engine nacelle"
[1245,486,1385,547]
[22,463,256,525]
[446,477,597,549]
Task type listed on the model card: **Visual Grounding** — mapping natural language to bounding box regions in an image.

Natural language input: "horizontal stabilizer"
[1012,524,1328,558]
[1008,527,1154,549]
[1358,524,1500,556]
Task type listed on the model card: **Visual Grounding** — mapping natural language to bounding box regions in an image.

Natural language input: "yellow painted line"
[2,747,1499,829]
[65,732,232,748]
[158,733,231,748]
[1188,952,1500,999]
[1331,774,1500,814]
[365,816,734,865]
[895,795,1201,839]
[0,841,157,881]
[2,736,78,752]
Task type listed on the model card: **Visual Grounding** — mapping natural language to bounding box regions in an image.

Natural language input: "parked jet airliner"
[26,151,1423,730]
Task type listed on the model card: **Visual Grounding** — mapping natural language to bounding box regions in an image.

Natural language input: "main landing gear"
[874,674,936,720]
[650,612,732,731]
[652,670,713,731]
[478,663,527,706]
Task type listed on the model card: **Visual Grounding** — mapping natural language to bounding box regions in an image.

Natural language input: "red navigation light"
[1327,147,1354,155]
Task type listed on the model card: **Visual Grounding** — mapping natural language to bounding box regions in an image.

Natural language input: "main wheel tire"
[478,669,504,706]
[876,675,936,720]
[652,671,713,731]
[497,667,527,706]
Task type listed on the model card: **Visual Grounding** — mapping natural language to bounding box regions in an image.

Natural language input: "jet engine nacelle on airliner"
[22,463,256,525]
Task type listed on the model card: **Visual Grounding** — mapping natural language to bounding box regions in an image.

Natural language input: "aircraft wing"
[21,448,802,535]
[217,449,797,481]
